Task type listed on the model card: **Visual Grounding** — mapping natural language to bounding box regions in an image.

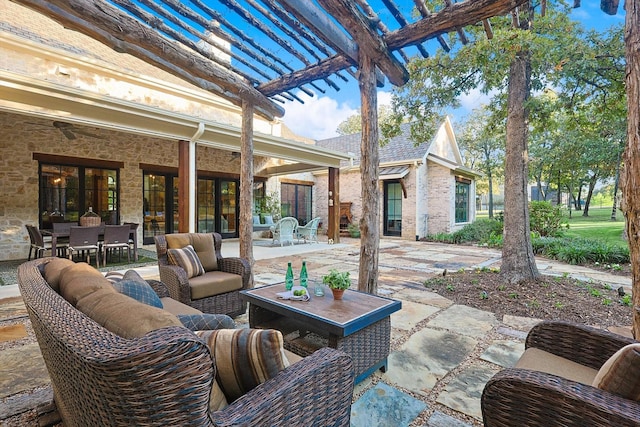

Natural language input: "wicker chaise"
[482,320,640,426]
[155,232,250,317]
[18,258,355,427]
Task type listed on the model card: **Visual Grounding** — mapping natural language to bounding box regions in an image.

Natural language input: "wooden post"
[358,54,380,294]
[240,100,255,284]
[178,140,191,233]
[328,167,340,243]
[621,0,640,338]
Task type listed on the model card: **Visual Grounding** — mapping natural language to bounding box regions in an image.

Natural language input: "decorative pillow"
[210,380,228,412]
[593,343,640,400]
[167,245,205,278]
[253,215,261,225]
[104,271,124,284]
[195,329,290,402]
[177,314,235,331]
[113,279,163,309]
[263,215,274,225]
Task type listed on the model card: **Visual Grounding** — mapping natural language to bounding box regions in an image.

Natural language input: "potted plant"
[347,222,360,238]
[322,269,351,300]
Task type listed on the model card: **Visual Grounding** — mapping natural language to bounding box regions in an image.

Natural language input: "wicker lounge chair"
[270,217,298,246]
[18,258,355,427]
[155,232,251,317]
[482,320,640,426]
[296,217,321,243]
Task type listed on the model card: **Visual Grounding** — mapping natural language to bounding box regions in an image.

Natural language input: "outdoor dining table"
[41,225,139,262]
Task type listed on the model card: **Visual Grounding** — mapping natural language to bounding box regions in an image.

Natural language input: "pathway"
[0,239,633,426]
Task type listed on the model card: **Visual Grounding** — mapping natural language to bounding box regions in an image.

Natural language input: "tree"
[389,2,582,283]
[336,105,395,136]
[458,107,505,217]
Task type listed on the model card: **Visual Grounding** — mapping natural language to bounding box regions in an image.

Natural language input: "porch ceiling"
[0,70,349,170]
[11,0,529,120]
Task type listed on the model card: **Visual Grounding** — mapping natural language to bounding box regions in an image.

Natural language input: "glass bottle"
[285,262,294,291]
[300,261,308,288]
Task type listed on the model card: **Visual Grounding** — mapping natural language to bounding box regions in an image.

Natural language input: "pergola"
[12,0,530,290]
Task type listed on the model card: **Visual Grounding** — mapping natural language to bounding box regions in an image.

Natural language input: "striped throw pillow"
[593,343,640,400]
[196,329,291,402]
[167,244,205,278]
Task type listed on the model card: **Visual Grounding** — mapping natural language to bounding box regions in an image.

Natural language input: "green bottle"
[300,261,308,288]
[285,262,294,290]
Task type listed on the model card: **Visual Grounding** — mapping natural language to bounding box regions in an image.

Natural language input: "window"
[281,183,312,225]
[39,163,119,228]
[455,178,470,223]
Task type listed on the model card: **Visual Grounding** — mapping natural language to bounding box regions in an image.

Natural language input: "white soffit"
[0,70,349,168]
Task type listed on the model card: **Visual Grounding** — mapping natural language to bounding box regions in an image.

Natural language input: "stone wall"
[0,113,269,261]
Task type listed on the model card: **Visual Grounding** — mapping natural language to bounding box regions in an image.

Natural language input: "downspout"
[189,123,205,232]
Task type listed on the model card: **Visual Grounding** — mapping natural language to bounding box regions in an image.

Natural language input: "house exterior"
[0,1,348,261]
[311,118,480,240]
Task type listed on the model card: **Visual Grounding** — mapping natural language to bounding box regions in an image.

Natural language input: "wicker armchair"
[155,232,251,317]
[18,258,355,427]
[297,217,321,243]
[482,320,640,426]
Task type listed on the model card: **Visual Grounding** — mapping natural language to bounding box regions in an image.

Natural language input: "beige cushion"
[516,347,598,386]
[189,271,243,300]
[189,233,218,272]
[167,245,205,278]
[196,329,290,402]
[165,233,191,250]
[43,258,75,292]
[160,297,203,316]
[76,291,183,338]
[59,262,117,306]
[593,343,640,400]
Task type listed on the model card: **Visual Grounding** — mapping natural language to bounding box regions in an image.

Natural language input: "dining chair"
[26,225,52,260]
[67,226,101,268]
[52,222,72,256]
[102,224,131,265]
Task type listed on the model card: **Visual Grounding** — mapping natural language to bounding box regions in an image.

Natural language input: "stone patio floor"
[0,238,633,426]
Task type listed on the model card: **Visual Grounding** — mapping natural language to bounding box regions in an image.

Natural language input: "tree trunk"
[488,170,494,218]
[611,162,620,220]
[582,174,597,217]
[621,0,640,338]
[500,9,540,284]
[358,54,380,294]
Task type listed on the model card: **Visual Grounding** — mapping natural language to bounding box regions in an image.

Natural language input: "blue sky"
[280,3,626,141]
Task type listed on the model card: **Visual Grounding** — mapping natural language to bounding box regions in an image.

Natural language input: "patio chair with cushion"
[482,320,640,426]
[154,232,251,317]
[297,217,321,243]
[270,217,298,246]
[26,225,55,260]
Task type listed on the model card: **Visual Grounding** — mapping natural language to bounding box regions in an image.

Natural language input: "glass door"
[384,181,402,236]
[143,172,178,244]
[220,180,237,237]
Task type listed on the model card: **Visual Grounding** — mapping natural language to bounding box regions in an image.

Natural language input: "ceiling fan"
[26,120,104,140]
[52,121,103,140]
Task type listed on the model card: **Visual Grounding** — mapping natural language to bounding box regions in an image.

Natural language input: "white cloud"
[281,92,357,140]
[458,87,493,113]
[281,89,393,140]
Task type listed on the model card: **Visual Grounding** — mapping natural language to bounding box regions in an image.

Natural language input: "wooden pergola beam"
[10,0,284,120]
[317,0,409,86]
[261,0,528,96]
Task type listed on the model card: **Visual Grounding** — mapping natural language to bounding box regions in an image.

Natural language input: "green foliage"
[425,219,503,244]
[622,295,632,306]
[322,269,351,290]
[256,192,281,221]
[529,201,568,237]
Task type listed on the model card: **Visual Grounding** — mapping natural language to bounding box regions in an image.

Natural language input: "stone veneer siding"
[0,113,270,261]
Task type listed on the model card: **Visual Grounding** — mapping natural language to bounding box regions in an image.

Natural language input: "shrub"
[529,201,568,237]
[451,218,503,243]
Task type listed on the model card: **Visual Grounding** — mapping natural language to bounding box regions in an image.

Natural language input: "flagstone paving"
[0,239,634,426]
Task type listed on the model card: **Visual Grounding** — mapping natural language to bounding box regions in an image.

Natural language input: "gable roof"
[315,122,432,167]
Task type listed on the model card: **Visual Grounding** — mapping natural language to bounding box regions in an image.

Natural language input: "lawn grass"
[564,207,627,248]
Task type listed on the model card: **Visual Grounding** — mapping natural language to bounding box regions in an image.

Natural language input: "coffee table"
[240,283,401,384]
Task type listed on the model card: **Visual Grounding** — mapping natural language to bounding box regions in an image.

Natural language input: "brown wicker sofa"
[155,232,250,317]
[482,320,640,426]
[18,257,355,427]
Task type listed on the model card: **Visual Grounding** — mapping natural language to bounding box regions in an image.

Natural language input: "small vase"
[331,288,345,300]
